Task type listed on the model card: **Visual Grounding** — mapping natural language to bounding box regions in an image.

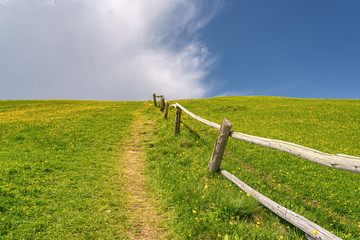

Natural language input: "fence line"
[173,103,360,174]
[154,95,359,239]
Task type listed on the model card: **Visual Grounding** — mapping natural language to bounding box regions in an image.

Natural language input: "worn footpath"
[121,103,166,240]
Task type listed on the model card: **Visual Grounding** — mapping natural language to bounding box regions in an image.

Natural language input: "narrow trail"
[121,103,165,240]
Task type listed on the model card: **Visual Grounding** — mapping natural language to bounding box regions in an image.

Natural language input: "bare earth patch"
[121,104,165,239]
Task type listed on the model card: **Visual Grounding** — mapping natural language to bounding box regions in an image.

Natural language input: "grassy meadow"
[1,97,359,239]
[0,100,143,239]
[145,96,360,239]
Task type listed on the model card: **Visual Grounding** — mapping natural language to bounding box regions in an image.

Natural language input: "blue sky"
[1,0,359,100]
[204,0,360,99]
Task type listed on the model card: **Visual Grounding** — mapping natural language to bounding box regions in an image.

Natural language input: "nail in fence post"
[164,102,169,119]
[153,93,157,106]
[174,106,182,134]
[160,97,165,112]
[208,118,232,174]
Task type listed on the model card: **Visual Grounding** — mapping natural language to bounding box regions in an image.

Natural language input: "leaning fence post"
[160,97,165,112]
[164,102,169,119]
[208,118,232,174]
[153,93,157,106]
[174,106,182,134]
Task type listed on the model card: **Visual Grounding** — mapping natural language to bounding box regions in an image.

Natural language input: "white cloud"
[0,0,222,100]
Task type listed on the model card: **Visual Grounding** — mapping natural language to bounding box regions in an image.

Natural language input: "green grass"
[0,100,143,239]
[1,97,359,239]
[145,96,360,239]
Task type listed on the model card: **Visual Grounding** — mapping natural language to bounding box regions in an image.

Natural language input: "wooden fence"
[152,94,360,240]
[173,103,360,175]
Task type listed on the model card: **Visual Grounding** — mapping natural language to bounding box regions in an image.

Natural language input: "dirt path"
[121,104,165,240]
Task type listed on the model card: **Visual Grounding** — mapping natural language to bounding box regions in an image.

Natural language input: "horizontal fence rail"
[172,103,221,130]
[172,103,360,174]
[220,169,341,240]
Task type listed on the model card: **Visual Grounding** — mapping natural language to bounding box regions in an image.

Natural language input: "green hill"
[1,97,359,239]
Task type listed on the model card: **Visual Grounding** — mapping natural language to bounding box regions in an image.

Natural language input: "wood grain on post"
[208,118,232,174]
[153,93,157,106]
[160,97,165,112]
[174,106,182,134]
[164,102,169,119]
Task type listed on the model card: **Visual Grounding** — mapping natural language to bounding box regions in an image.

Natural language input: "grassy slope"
[0,100,143,239]
[145,96,360,239]
[1,97,359,240]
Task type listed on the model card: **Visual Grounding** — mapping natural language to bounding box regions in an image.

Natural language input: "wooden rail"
[172,103,360,174]
[172,103,220,130]
[154,97,359,239]
[220,169,341,240]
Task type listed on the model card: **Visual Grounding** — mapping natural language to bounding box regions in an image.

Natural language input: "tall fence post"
[208,118,232,174]
[160,97,165,112]
[153,93,157,106]
[174,106,182,134]
[164,102,169,119]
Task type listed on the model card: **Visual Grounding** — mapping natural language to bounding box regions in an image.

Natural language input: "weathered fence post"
[208,118,232,174]
[174,106,182,134]
[164,102,169,119]
[153,93,157,106]
[160,97,165,112]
